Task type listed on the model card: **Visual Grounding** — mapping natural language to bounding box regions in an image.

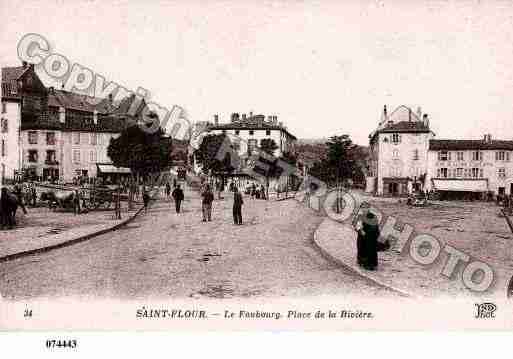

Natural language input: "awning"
[97,164,131,175]
[432,179,488,192]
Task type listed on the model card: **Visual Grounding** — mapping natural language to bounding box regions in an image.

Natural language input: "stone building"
[1,62,145,184]
[367,104,513,199]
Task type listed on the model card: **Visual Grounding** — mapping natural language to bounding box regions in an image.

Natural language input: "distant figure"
[173,178,177,188]
[172,184,184,213]
[251,183,256,199]
[201,184,214,222]
[142,188,151,212]
[355,211,380,270]
[30,185,37,207]
[233,186,243,225]
[165,182,171,198]
[13,183,27,215]
[260,184,266,200]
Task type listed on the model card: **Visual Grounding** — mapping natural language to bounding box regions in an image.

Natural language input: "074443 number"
[45,339,77,349]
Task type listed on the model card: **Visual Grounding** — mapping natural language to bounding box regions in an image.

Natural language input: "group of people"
[245,182,267,200]
[200,183,244,225]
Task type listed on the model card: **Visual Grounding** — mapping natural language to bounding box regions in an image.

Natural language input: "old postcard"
[1,0,513,340]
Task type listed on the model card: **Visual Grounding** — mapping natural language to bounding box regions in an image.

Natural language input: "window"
[472,151,482,161]
[249,130,254,136]
[266,130,271,136]
[496,151,505,161]
[73,150,80,164]
[46,150,56,164]
[507,152,511,162]
[471,168,480,178]
[392,149,399,158]
[73,132,80,145]
[413,149,419,160]
[1,102,6,113]
[438,168,448,178]
[480,168,484,178]
[457,151,464,161]
[456,168,463,177]
[498,168,506,178]
[235,130,240,135]
[438,151,448,161]
[0,118,7,133]
[90,133,97,145]
[46,132,55,145]
[28,131,38,144]
[392,133,401,144]
[247,139,257,154]
[28,150,38,163]
[89,150,97,163]
[1,140,5,157]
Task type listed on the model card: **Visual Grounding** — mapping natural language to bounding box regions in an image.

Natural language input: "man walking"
[201,184,214,222]
[233,186,243,225]
[172,184,184,213]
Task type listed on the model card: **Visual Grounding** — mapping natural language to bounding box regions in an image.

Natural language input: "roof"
[1,66,30,99]
[21,112,129,133]
[209,115,297,140]
[379,120,430,133]
[429,139,513,151]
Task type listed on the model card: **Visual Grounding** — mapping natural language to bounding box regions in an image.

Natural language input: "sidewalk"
[0,202,143,261]
[313,199,513,299]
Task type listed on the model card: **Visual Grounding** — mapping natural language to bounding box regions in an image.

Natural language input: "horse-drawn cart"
[87,186,114,210]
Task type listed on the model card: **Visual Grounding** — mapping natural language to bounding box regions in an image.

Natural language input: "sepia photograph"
[1,0,513,340]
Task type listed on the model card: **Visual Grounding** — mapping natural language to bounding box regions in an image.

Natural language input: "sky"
[2,0,513,145]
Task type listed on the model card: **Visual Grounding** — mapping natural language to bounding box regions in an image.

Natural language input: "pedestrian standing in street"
[232,186,243,225]
[260,184,266,200]
[355,211,380,271]
[142,187,150,213]
[201,184,214,222]
[165,182,171,199]
[172,184,184,213]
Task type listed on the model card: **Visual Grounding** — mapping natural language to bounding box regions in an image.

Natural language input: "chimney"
[483,134,492,143]
[93,110,98,125]
[249,111,253,118]
[242,113,246,121]
[214,114,219,125]
[108,93,113,103]
[422,113,429,128]
[278,121,283,127]
[272,116,278,125]
[267,115,272,123]
[416,106,422,121]
[59,106,66,123]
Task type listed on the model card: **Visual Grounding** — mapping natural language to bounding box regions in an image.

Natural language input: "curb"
[312,217,414,298]
[0,205,145,264]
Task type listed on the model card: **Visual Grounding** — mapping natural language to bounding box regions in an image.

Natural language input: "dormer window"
[391,133,401,144]
[249,130,254,136]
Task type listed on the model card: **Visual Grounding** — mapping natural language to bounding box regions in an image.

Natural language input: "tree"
[260,138,278,156]
[107,125,173,178]
[194,133,237,185]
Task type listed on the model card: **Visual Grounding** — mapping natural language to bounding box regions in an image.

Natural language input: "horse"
[0,188,23,229]
[41,190,80,212]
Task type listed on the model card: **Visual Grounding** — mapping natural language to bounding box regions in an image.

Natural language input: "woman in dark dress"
[356,211,380,270]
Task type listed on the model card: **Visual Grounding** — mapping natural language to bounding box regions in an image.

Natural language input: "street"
[0,185,396,300]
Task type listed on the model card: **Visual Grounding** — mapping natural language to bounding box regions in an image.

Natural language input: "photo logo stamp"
[474,302,497,319]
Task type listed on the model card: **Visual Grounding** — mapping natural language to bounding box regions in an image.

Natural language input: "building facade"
[1,62,144,184]
[194,112,298,186]
[367,105,513,199]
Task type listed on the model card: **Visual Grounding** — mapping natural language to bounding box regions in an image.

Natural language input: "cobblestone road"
[0,186,397,300]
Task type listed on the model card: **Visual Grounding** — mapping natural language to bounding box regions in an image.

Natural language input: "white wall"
[0,101,21,183]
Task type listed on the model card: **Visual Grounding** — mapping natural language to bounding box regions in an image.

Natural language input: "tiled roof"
[1,66,30,98]
[1,66,28,81]
[209,116,297,139]
[379,120,430,133]
[429,139,513,151]
[21,113,129,133]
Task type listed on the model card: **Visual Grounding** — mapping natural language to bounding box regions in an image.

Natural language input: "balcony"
[44,159,59,166]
